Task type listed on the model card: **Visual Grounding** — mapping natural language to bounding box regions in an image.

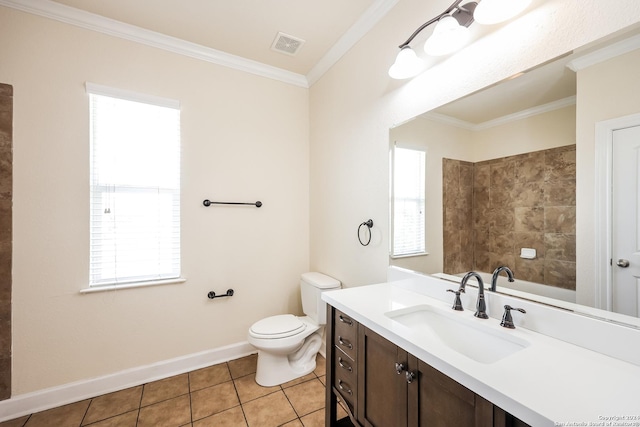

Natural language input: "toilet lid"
[250,314,306,339]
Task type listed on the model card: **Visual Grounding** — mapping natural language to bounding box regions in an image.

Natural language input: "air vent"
[271,32,305,56]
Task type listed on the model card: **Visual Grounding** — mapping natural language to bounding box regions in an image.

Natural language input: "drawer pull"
[338,315,353,326]
[338,336,353,349]
[338,357,353,372]
[338,379,353,395]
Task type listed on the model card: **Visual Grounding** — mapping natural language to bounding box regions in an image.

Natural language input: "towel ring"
[358,219,374,246]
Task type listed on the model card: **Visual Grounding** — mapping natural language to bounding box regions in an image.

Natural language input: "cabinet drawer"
[334,347,358,380]
[333,309,357,360]
[333,348,357,410]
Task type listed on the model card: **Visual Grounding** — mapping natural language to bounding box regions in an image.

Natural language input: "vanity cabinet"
[326,305,529,427]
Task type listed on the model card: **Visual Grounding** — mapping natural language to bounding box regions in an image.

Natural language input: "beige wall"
[0,8,309,394]
[472,106,576,161]
[575,49,640,305]
[310,0,640,290]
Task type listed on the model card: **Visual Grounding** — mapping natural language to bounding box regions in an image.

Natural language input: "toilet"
[248,272,341,386]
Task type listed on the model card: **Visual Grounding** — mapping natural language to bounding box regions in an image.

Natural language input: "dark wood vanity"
[325,305,529,427]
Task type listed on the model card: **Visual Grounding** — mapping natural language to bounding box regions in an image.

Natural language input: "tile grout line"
[229,363,251,427]
[280,387,302,424]
[187,368,193,427]
[281,375,325,425]
[136,382,146,427]
[78,398,92,427]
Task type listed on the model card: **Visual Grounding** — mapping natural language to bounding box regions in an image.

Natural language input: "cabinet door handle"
[405,371,416,384]
[338,336,353,349]
[338,379,353,395]
[338,315,353,325]
[395,362,406,374]
[338,357,353,372]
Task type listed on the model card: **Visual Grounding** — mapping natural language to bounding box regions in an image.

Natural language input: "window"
[390,145,426,257]
[87,83,181,287]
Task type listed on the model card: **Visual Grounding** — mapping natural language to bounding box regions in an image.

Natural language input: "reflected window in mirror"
[390,144,427,258]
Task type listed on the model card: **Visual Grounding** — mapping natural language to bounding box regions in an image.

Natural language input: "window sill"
[80,278,187,294]
[390,252,429,259]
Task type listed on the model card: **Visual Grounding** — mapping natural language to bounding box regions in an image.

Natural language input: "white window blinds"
[87,83,181,286]
[391,146,426,257]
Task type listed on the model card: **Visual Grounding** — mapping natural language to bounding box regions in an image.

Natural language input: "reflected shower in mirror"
[441,145,576,302]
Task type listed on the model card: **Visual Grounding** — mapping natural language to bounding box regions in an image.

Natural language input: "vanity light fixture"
[424,15,472,56]
[388,0,532,79]
[388,46,425,79]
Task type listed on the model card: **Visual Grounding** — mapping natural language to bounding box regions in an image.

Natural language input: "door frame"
[594,112,640,311]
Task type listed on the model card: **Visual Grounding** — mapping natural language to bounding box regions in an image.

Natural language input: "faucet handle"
[447,289,464,311]
[500,305,526,329]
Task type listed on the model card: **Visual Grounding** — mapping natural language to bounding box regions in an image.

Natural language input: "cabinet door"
[357,327,408,427]
[408,358,494,427]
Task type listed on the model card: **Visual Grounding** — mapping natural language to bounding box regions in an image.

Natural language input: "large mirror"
[389,23,640,328]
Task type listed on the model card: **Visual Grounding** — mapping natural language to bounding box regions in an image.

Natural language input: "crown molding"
[306,0,399,86]
[421,112,476,130]
[0,0,309,88]
[567,34,640,71]
[473,95,576,130]
[423,96,577,131]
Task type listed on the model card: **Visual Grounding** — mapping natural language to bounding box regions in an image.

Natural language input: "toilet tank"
[300,272,341,325]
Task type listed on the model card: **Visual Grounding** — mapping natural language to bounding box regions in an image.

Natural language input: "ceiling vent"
[271,32,305,56]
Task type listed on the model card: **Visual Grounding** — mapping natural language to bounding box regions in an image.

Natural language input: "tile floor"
[0,354,348,427]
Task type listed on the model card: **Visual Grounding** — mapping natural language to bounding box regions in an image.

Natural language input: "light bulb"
[474,0,532,25]
[388,47,425,79]
[424,15,471,56]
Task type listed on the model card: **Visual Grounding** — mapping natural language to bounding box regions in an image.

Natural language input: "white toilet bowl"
[247,272,341,386]
[248,315,322,386]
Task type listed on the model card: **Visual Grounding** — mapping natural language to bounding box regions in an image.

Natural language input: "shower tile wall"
[442,159,474,274]
[0,83,12,401]
[443,145,576,290]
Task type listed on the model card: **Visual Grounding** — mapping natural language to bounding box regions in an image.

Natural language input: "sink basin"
[385,305,530,364]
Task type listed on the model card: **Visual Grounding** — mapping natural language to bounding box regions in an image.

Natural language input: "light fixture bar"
[398,0,469,48]
[390,0,531,79]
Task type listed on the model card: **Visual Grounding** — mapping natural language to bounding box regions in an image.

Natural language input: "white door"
[612,125,640,317]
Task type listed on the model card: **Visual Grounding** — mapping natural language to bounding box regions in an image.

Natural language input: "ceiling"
[429,54,577,126]
[426,24,640,127]
[46,0,380,80]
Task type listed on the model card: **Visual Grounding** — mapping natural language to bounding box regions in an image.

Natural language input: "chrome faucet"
[460,271,488,319]
[490,266,514,292]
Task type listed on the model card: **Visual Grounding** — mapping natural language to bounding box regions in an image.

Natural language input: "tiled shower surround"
[443,145,576,290]
[0,83,12,401]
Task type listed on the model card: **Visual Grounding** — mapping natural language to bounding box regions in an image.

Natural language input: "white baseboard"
[0,341,256,422]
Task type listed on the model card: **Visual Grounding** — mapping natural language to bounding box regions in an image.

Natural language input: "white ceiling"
[47,0,379,78]
[426,24,640,127]
[430,54,577,126]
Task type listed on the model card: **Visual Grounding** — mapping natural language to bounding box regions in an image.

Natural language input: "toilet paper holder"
[207,289,234,299]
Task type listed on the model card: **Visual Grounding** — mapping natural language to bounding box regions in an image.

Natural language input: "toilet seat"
[249,314,306,339]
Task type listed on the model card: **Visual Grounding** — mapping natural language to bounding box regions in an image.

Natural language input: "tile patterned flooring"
[1,354,347,427]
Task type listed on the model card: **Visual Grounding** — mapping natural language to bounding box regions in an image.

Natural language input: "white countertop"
[322,281,640,426]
